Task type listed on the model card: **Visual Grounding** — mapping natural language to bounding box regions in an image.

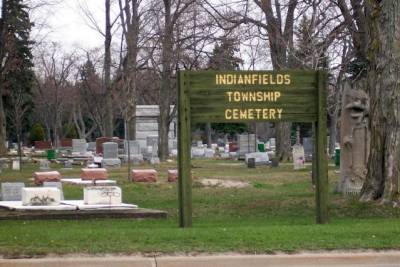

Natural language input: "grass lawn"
[0,159,400,257]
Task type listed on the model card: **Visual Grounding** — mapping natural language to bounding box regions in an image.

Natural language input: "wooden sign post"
[178,70,328,228]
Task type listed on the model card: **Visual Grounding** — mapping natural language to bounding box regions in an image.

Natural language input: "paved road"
[1,252,400,267]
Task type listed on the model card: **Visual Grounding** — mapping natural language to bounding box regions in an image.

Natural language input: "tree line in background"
[0,0,399,203]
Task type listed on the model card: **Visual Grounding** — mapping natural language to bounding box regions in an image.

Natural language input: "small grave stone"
[150,157,160,164]
[1,182,25,201]
[72,139,87,155]
[238,134,256,158]
[191,147,205,158]
[22,187,61,206]
[81,168,108,180]
[84,186,122,205]
[270,158,279,168]
[60,138,72,148]
[43,182,64,200]
[12,160,20,171]
[204,149,214,158]
[167,170,178,182]
[146,135,158,147]
[245,152,269,166]
[303,137,313,162]
[102,142,121,168]
[34,141,52,150]
[220,152,230,159]
[197,141,203,147]
[247,158,256,168]
[63,160,73,169]
[292,144,305,170]
[34,171,61,185]
[131,169,158,183]
[39,160,50,170]
[87,142,96,152]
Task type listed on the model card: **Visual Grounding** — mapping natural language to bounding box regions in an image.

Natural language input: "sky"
[32,0,106,50]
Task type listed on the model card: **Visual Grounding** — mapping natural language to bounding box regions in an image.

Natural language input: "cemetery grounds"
[0,159,400,257]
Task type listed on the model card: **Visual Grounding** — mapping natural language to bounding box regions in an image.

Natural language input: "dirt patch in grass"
[197,178,250,188]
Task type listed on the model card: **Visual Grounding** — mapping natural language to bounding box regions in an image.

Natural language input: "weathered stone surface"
[339,85,370,194]
[84,186,122,205]
[22,187,61,206]
[204,149,215,158]
[292,145,305,170]
[43,181,64,200]
[72,139,87,155]
[103,142,118,159]
[1,182,25,201]
[191,147,205,158]
[131,169,158,183]
[245,152,269,166]
[167,170,178,182]
[12,160,20,171]
[34,171,61,185]
[39,160,50,170]
[80,168,108,180]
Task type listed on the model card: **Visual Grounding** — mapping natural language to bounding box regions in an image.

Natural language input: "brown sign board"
[177,70,328,228]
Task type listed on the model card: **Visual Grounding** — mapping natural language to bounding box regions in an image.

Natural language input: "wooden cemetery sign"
[178,70,328,227]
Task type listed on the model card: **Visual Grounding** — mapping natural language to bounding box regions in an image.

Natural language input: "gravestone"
[191,147,205,158]
[245,152,269,166]
[34,141,52,150]
[72,139,87,155]
[84,186,122,205]
[204,149,214,158]
[303,137,313,162]
[1,182,25,201]
[101,142,121,168]
[146,135,158,147]
[43,182,64,200]
[238,134,256,158]
[87,142,96,152]
[292,144,306,170]
[22,187,61,206]
[124,141,143,164]
[12,160,20,171]
[60,138,72,148]
[63,160,73,169]
[40,159,50,170]
[339,84,370,195]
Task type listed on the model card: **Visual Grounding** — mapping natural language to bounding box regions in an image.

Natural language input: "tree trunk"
[0,95,6,155]
[360,0,400,202]
[205,123,212,148]
[159,1,173,161]
[104,0,113,137]
[276,122,291,162]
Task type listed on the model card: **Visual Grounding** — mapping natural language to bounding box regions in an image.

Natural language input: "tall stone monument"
[338,83,370,195]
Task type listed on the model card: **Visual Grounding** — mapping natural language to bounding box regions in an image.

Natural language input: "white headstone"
[72,139,87,155]
[40,160,50,170]
[150,157,160,164]
[12,160,20,171]
[63,160,73,169]
[204,149,215,158]
[84,186,122,205]
[1,182,25,201]
[191,147,205,158]
[245,152,269,165]
[22,187,61,206]
[292,145,305,170]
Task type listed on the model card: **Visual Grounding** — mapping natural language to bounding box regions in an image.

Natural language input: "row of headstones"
[0,182,64,201]
[0,182,124,206]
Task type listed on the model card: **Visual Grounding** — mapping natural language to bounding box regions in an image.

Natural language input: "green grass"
[0,159,400,257]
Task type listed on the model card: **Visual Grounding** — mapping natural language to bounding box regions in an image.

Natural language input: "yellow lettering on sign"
[224,108,284,120]
[215,74,292,85]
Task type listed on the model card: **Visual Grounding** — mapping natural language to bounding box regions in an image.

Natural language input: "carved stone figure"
[338,82,370,195]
